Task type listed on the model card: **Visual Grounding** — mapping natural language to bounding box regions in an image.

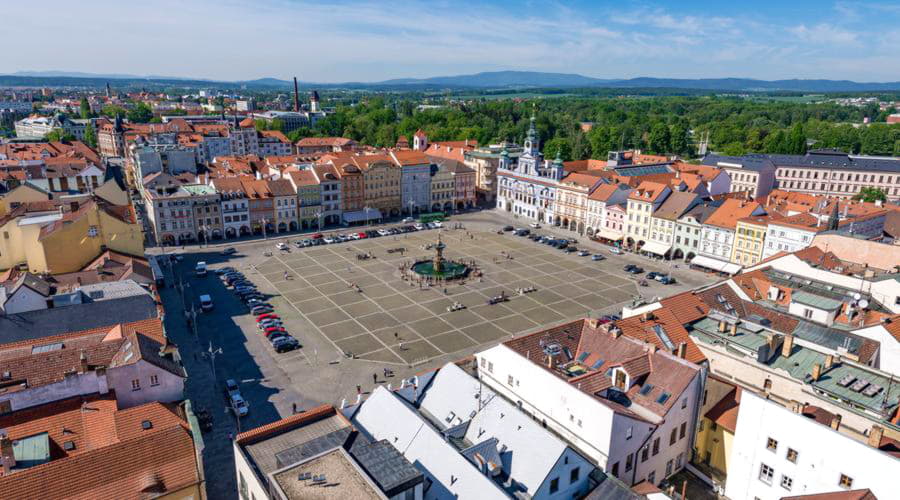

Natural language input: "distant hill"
[3,70,900,92]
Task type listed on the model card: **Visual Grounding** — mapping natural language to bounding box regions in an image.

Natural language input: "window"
[626,426,633,440]
[487,362,493,373]
[670,428,677,445]
[131,379,141,391]
[699,420,705,432]
[652,437,660,456]
[665,459,673,477]
[759,463,774,484]
[682,398,687,409]
[625,453,634,472]
[803,308,813,319]
[839,474,853,489]
[150,375,159,387]
[786,448,798,463]
[549,477,559,494]
[508,375,514,386]
[679,422,686,440]
[767,437,778,452]
[239,472,249,500]
[611,462,619,477]
[647,471,656,485]
[570,467,580,483]
[676,452,683,469]
[780,474,793,491]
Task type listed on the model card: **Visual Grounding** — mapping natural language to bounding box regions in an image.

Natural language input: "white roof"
[420,363,580,496]
[352,386,507,500]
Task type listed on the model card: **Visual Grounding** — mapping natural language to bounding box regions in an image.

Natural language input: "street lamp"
[315,209,323,232]
[408,199,415,217]
[363,205,372,227]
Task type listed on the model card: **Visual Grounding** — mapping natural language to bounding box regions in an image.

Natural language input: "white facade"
[726,391,899,500]
[400,163,432,213]
[762,222,819,259]
[475,343,702,488]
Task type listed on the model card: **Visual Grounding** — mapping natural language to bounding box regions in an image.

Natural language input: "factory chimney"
[293,77,300,112]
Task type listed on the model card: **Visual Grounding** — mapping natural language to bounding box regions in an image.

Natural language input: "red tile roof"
[628,181,669,203]
[704,198,763,230]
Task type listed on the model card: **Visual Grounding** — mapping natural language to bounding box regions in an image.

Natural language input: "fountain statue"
[410,232,470,280]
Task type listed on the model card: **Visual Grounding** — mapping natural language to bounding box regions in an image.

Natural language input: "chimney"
[729,322,738,336]
[824,354,835,371]
[586,317,600,329]
[811,363,822,381]
[611,326,622,338]
[546,354,554,369]
[78,350,88,373]
[782,334,794,357]
[293,77,300,112]
[718,320,727,333]
[641,311,654,322]
[790,400,802,414]
[676,342,687,359]
[867,425,884,448]
[0,434,15,474]
[830,413,842,431]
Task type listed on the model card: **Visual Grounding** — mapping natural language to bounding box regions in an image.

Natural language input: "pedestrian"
[394,332,399,341]
[292,402,297,414]
[283,271,289,280]
[356,384,361,395]
[373,373,378,384]
[228,432,233,441]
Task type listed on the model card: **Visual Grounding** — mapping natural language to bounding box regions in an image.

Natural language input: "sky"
[4,0,900,82]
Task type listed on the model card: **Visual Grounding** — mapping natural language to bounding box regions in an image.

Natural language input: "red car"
[256,313,280,322]
[264,327,287,337]
[311,233,323,239]
[357,232,368,239]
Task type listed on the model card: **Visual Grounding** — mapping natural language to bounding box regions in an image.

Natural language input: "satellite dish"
[853,293,861,300]
[858,299,869,309]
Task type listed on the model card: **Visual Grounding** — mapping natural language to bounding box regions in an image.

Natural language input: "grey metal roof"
[653,192,700,221]
[792,320,864,355]
[352,440,423,496]
[704,150,900,173]
[791,291,843,311]
[612,164,671,176]
[584,469,644,500]
[702,154,774,172]
[0,294,159,345]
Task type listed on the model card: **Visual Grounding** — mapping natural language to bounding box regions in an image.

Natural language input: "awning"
[640,241,672,256]
[689,254,742,274]
[342,209,383,224]
[593,228,624,241]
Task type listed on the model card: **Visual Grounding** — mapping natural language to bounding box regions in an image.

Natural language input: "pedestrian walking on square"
[356,384,362,395]
[373,373,378,384]
[292,402,297,414]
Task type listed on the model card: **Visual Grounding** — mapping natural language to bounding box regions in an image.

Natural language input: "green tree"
[853,187,888,203]
[79,97,92,119]
[100,104,127,118]
[787,123,806,154]
[670,121,691,156]
[126,102,154,123]
[543,137,571,161]
[647,122,672,155]
[45,129,75,142]
[83,123,97,148]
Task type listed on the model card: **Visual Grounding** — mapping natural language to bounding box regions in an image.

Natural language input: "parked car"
[225,379,240,397]
[322,236,336,244]
[646,272,661,280]
[221,247,237,256]
[529,222,541,228]
[600,314,621,322]
[256,313,280,322]
[357,232,368,239]
[591,254,606,261]
[230,394,249,417]
[402,217,415,223]
[195,261,208,277]
[199,294,214,312]
[502,225,514,232]
[311,233,323,239]
[273,336,301,352]
[577,250,591,257]
[215,267,236,275]
[414,223,425,230]
[623,264,644,274]
[250,305,273,315]
[656,275,675,285]
[609,247,624,255]
[264,327,287,337]
[432,221,443,228]
[564,246,578,253]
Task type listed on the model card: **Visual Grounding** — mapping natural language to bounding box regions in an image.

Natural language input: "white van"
[199,294,214,311]
[195,261,208,277]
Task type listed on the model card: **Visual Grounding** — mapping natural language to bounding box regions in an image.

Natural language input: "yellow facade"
[731,220,767,266]
[0,203,144,273]
[694,416,735,477]
[0,184,50,216]
[363,161,402,215]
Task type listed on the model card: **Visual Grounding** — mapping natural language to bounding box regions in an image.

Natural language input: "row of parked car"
[215,267,301,353]
[286,221,442,249]
[503,225,622,262]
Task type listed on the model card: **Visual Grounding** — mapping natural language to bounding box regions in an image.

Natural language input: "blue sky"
[4,0,900,82]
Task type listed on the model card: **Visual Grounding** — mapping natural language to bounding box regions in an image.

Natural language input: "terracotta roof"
[614,308,706,364]
[628,181,669,203]
[588,183,632,202]
[390,150,431,166]
[503,318,701,420]
[267,178,296,197]
[560,172,603,189]
[781,490,878,500]
[704,198,764,230]
[236,404,336,445]
[704,387,741,433]
[0,424,199,500]
[287,169,319,187]
[258,130,290,143]
[295,137,354,147]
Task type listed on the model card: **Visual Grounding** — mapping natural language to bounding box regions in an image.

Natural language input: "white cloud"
[790,23,861,46]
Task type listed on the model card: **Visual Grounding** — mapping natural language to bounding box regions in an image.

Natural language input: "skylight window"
[656,392,671,404]
[639,384,654,395]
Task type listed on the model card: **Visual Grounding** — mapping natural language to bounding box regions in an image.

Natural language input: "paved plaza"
[253,226,664,366]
